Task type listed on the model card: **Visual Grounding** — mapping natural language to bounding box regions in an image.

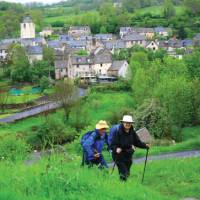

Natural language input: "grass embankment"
[0,155,199,200]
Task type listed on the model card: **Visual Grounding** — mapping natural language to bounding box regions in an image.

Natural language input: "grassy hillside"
[0,156,199,200]
[134,5,186,16]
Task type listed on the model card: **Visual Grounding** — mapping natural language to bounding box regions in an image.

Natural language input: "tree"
[122,0,140,13]
[40,76,50,91]
[163,0,176,19]
[100,26,107,33]
[53,79,77,120]
[0,89,8,113]
[9,44,31,82]
[43,46,55,66]
[184,0,200,16]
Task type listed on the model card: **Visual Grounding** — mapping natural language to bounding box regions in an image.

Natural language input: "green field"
[44,11,100,26]
[0,155,199,200]
[134,6,186,16]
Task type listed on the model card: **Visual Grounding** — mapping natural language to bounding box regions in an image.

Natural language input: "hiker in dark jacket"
[82,120,109,168]
[111,115,150,181]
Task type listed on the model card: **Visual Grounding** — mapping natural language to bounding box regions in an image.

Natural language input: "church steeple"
[20,15,35,39]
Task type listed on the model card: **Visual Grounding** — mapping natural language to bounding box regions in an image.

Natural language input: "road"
[0,88,86,123]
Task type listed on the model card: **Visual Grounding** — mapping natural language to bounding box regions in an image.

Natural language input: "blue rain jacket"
[82,129,108,167]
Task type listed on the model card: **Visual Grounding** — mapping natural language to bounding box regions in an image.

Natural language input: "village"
[0,15,199,83]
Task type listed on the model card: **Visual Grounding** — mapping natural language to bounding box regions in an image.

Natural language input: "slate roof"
[55,60,68,69]
[155,26,166,32]
[26,46,43,55]
[132,27,154,33]
[59,35,72,41]
[71,56,93,65]
[194,33,200,40]
[0,38,20,44]
[95,34,113,41]
[22,16,33,23]
[182,39,193,47]
[120,27,132,32]
[122,33,145,41]
[0,43,10,50]
[66,40,87,48]
[105,40,125,49]
[69,26,91,32]
[47,40,63,49]
[94,49,112,64]
[108,60,126,71]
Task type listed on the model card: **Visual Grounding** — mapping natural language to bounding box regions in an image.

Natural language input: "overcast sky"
[0,0,63,4]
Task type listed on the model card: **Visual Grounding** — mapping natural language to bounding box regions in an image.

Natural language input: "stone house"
[92,48,112,76]
[122,33,146,48]
[145,41,159,51]
[68,55,94,78]
[54,49,71,80]
[107,60,128,78]
[26,46,43,63]
[68,26,91,39]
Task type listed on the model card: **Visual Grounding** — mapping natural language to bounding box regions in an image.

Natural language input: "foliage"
[135,99,171,139]
[0,134,30,161]
[39,76,50,91]
[9,44,31,82]
[53,79,77,120]
[27,117,77,149]
[31,60,54,84]
[163,0,176,19]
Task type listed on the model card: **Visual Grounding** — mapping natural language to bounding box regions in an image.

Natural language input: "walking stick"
[111,161,116,174]
[141,148,149,183]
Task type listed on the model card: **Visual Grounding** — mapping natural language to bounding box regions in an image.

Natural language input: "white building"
[20,16,35,39]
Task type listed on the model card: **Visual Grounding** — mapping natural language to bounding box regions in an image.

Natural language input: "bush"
[91,80,131,92]
[0,134,30,161]
[26,117,78,149]
[135,99,171,139]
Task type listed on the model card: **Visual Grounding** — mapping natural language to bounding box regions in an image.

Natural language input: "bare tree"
[53,79,77,120]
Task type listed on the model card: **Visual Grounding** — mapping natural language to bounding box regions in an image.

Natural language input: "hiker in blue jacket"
[82,120,109,168]
[111,115,150,181]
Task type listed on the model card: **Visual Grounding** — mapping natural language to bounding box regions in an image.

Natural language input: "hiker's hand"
[116,148,122,154]
[132,145,136,151]
[146,144,150,149]
[94,153,100,158]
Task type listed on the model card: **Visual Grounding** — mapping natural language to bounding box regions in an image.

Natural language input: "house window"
[23,23,26,28]
[99,69,101,74]
[77,64,79,68]
[100,63,103,67]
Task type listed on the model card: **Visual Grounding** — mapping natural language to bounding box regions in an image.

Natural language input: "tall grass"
[0,154,199,199]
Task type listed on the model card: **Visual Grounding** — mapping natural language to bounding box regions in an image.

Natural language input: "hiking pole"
[111,161,116,174]
[141,148,149,183]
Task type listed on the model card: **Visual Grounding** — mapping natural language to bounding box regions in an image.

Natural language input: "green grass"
[134,6,186,16]
[6,94,41,104]
[44,11,100,26]
[0,109,65,135]
[0,155,199,200]
[82,91,134,122]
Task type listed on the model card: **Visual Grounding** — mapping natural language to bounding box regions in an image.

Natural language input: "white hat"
[96,120,109,129]
[121,115,135,123]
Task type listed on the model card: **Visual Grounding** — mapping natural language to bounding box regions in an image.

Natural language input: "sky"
[0,0,63,4]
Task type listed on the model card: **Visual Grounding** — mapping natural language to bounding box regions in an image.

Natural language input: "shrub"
[0,134,30,161]
[135,99,171,139]
[26,117,78,149]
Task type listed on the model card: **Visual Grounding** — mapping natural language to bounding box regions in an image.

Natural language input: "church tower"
[20,16,35,39]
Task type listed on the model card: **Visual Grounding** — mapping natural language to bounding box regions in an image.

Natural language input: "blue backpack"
[80,131,94,147]
[80,130,108,166]
[108,124,120,147]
